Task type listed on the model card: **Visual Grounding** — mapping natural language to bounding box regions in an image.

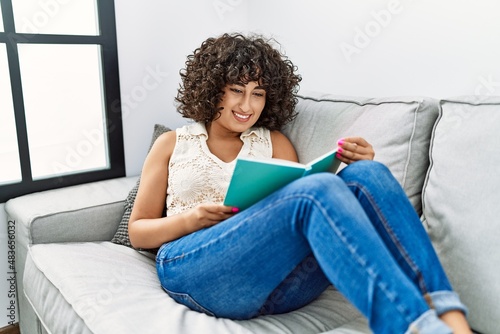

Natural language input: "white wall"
[114,0,251,176]
[3,0,500,327]
[116,0,500,176]
[245,0,500,98]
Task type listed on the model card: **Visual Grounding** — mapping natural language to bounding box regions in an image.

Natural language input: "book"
[223,148,341,210]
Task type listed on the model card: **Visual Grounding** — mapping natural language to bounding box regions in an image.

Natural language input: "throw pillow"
[111,123,171,248]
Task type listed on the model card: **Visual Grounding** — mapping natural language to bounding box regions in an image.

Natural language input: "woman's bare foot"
[439,310,472,334]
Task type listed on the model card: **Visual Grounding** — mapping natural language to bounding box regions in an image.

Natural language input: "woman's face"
[214,81,266,133]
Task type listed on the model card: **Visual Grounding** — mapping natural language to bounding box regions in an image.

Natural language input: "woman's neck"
[205,122,244,163]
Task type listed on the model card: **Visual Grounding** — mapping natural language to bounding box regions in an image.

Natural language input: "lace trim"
[166,123,271,215]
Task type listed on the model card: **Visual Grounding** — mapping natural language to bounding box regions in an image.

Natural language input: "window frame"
[0,0,125,203]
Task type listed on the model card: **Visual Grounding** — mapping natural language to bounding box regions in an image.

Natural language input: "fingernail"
[337,147,343,154]
[337,139,344,146]
[232,207,240,213]
[336,153,342,159]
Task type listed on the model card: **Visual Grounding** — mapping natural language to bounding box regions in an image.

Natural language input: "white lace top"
[166,122,272,216]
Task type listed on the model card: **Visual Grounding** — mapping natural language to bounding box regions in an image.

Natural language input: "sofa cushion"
[283,92,439,214]
[24,242,370,334]
[5,176,139,334]
[421,96,500,334]
[111,124,170,248]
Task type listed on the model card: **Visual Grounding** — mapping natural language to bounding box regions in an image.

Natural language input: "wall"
[2,0,500,327]
[114,0,251,177]
[116,0,500,177]
[245,0,500,98]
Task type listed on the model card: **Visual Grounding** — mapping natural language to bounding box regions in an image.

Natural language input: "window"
[0,2,4,32]
[0,0,124,202]
[0,44,21,185]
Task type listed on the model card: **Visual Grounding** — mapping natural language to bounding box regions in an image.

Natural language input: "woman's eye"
[253,92,265,97]
[230,88,242,94]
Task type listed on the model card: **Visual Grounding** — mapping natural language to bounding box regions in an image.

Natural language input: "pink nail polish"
[337,147,343,154]
[231,207,240,213]
[337,139,345,146]
[336,153,342,159]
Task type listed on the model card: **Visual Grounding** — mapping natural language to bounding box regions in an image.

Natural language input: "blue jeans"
[156,161,467,334]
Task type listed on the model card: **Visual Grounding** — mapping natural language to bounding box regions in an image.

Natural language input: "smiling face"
[212,81,267,134]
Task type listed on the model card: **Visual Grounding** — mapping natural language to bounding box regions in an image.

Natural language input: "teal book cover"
[224,148,340,210]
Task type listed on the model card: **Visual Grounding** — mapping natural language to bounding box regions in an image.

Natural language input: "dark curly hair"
[175,33,301,131]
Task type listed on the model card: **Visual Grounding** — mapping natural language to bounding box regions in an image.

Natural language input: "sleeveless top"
[166,122,272,216]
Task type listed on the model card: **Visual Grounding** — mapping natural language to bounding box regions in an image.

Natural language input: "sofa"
[6,91,499,334]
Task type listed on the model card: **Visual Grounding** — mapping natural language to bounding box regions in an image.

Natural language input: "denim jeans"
[156,161,467,334]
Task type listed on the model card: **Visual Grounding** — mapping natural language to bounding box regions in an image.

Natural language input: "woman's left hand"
[336,137,375,164]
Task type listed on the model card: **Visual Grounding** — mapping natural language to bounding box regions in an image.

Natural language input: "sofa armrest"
[5,176,138,246]
[5,176,137,334]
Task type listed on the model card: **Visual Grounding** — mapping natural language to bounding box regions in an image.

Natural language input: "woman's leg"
[337,161,468,317]
[156,171,453,333]
[256,253,331,316]
[338,160,470,332]
[156,194,331,320]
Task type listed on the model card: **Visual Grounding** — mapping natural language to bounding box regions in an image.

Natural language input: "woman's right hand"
[185,203,238,232]
[336,137,375,164]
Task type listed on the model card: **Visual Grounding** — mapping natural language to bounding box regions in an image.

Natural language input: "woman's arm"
[270,131,299,161]
[128,131,235,249]
[270,132,375,165]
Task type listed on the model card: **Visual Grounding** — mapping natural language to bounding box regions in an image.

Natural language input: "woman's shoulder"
[156,129,177,143]
[270,130,298,161]
[270,130,291,144]
[149,130,177,159]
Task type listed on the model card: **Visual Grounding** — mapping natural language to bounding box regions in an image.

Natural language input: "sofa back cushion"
[421,96,500,334]
[282,92,439,214]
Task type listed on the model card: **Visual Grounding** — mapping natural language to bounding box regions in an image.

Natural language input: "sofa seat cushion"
[24,242,370,334]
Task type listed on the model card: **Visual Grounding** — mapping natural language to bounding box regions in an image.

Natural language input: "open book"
[223,148,341,210]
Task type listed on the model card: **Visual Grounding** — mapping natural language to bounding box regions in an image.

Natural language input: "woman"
[129,33,471,334]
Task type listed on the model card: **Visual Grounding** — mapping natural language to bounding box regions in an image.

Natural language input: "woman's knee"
[291,172,346,195]
[281,173,356,209]
[338,160,392,184]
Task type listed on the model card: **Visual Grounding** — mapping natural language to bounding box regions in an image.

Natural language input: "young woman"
[128,33,471,334]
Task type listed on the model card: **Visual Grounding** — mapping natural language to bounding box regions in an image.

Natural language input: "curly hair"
[175,33,301,131]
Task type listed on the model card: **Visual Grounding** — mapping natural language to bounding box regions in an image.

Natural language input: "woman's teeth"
[234,112,250,119]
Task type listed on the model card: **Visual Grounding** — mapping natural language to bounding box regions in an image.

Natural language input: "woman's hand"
[185,203,238,232]
[336,137,375,164]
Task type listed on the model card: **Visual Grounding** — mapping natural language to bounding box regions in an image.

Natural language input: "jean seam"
[345,180,429,295]
[160,190,417,324]
[289,193,417,324]
[161,286,216,317]
[158,194,310,265]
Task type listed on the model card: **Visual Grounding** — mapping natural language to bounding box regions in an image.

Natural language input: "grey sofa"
[6,91,499,334]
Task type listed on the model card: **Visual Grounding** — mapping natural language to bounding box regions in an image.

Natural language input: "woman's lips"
[233,111,251,122]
